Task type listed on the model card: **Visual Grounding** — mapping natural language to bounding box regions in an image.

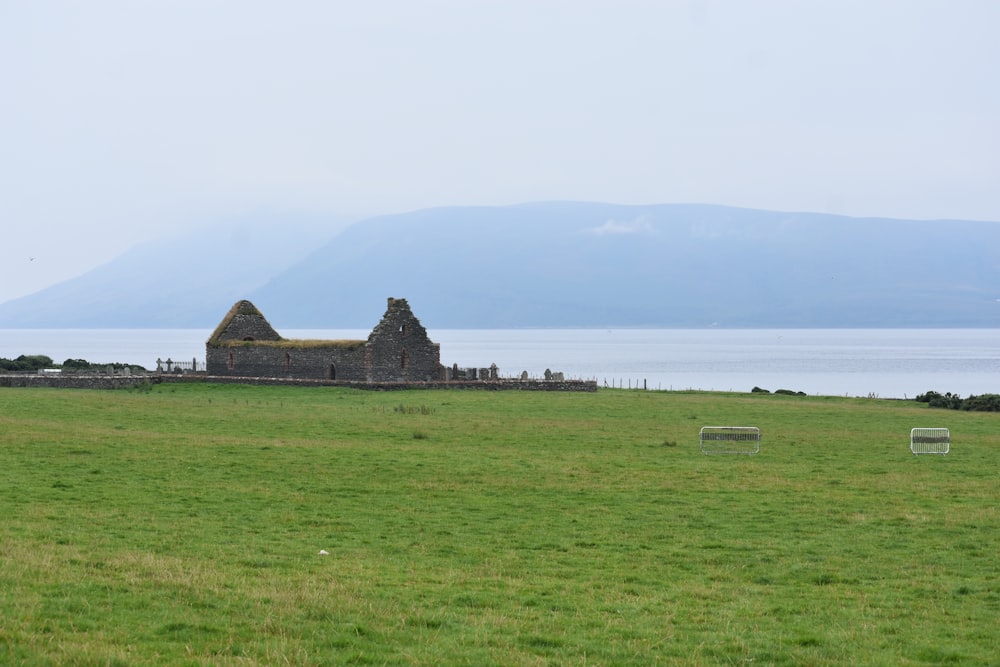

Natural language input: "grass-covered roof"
[208,300,365,349]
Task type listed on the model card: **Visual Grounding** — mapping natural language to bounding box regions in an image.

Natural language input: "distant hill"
[248,202,1000,328]
[1,202,998,328]
[0,216,350,328]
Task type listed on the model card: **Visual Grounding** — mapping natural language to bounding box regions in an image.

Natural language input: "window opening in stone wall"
[329,364,336,380]
[399,324,407,335]
[401,348,409,370]
[284,352,291,372]
[227,352,234,371]
[242,336,255,341]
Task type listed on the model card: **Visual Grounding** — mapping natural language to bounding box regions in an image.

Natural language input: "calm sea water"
[1,328,997,399]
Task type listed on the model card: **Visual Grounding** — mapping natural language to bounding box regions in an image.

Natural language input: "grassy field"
[0,383,997,666]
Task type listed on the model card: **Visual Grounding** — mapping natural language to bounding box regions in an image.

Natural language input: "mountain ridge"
[1,202,998,329]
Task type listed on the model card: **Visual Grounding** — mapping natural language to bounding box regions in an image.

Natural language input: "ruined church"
[205,298,443,382]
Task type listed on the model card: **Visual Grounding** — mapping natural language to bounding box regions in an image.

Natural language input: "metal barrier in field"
[699,426,761,455]
[910,427,950,455]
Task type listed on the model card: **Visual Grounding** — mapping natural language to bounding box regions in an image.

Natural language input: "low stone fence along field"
[0,372,597,392]
[158,375,598,392]
[0,374,156,390]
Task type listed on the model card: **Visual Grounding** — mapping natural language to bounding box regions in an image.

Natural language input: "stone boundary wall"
[0,373,597,392]
[0,374,158,390]
[160,375,598,392]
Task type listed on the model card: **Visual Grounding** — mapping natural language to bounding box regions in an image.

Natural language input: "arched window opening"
[242,336,255,342]
[399,323,407,336]
[329,364,336,380]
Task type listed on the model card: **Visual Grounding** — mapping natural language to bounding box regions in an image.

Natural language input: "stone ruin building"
[206,298,443,382]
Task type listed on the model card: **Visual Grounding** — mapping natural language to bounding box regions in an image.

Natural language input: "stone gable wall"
[365,298,442,382]
[216,313,282,342]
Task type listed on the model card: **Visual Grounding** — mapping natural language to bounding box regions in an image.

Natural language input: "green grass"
[0,384,997,665]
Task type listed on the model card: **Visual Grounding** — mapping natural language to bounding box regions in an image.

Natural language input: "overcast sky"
[2,0,998,304]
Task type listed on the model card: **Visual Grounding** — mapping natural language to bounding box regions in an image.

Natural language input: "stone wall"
[220,314,281,341]
[365,298,442,382]
[160,375,598,391]
[0,374,159,390]
[205,344,368,380]
[0,373,597,392]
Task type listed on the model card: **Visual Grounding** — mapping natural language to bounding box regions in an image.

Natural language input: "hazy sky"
[3,0,998,303]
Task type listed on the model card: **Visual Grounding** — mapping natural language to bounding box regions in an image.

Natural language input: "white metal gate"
[910,428,950,455]
[699,426,761,455]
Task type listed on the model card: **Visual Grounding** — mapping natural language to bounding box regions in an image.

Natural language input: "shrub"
[915,391,1000,412]
[130,379,155,394]
[960,393,1000,412]
[0,355,54,371]
[394,404,435,415]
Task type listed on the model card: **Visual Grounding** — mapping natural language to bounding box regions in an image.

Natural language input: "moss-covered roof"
[208,300,366,350]
[213,338,366,350]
